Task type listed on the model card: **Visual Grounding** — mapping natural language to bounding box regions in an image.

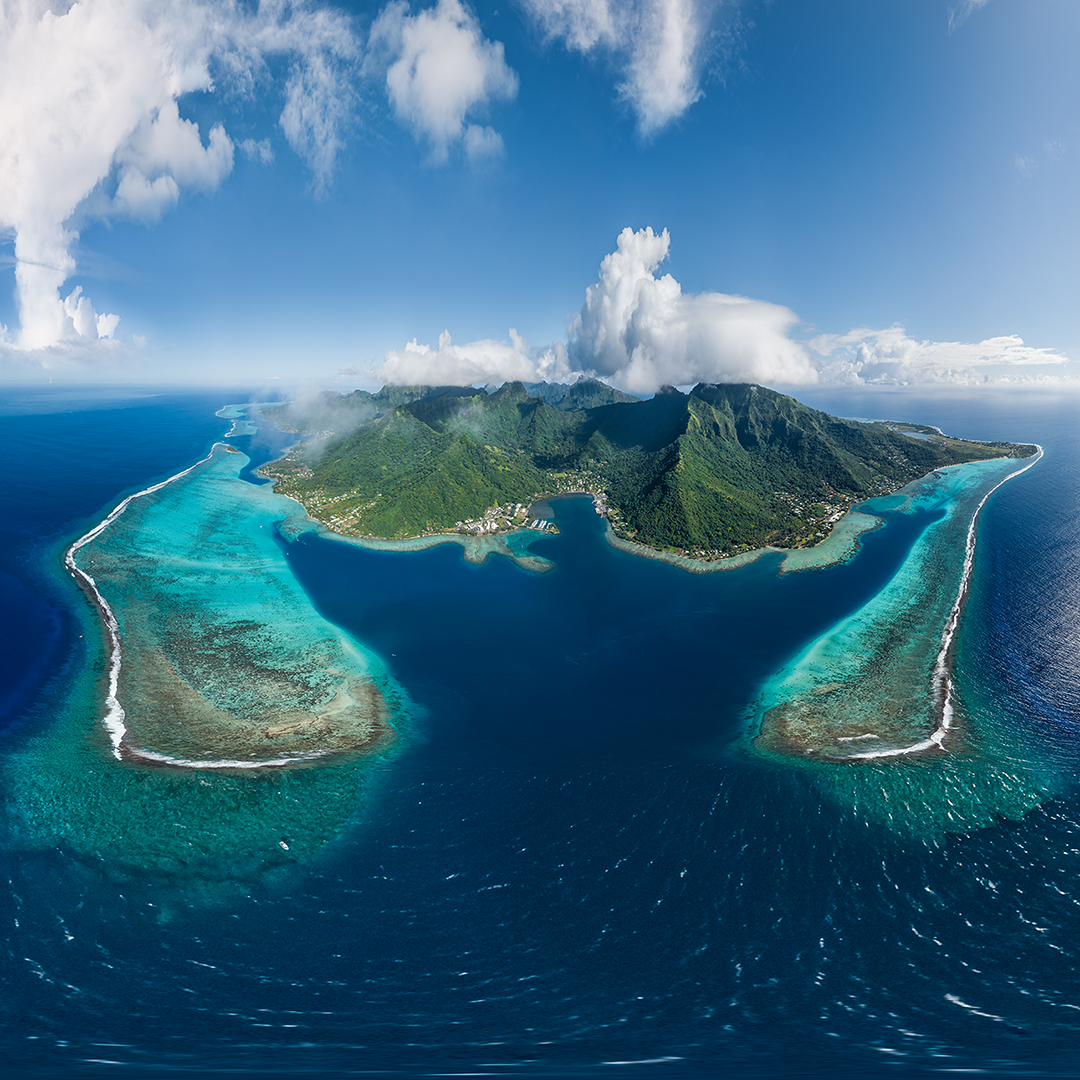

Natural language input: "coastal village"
[265,442,867,563]
[454,503,554,535]
[260,405,1016,563]
[263,444,571,541]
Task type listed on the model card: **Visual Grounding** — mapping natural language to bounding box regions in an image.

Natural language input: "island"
[262,380,1035,566]
[44,385,1044,869]
[260,379,1041,787]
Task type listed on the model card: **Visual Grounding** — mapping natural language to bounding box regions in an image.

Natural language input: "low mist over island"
[265,379,1033,558]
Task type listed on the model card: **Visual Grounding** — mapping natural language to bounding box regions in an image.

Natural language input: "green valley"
[262,380,1035,559]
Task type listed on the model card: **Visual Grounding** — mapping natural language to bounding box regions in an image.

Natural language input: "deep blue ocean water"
[4,385,1080,1078]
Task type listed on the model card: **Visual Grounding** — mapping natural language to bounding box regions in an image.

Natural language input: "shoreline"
[751,447,1044,764]
[122,746,340,770]
[64,443,226,759]
[276,514,557,573]
[834,444,1044,761]
[596,449,1035,579]
[284,490,887,579]
[601,502,886,576]
[258,401,1038,580]
[602,527,778,573]
[65,428,395,771]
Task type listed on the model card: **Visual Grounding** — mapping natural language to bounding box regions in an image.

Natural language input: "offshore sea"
[3,384,1080,1079]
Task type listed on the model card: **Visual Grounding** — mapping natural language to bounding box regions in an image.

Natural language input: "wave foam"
[64,444,225,758]
[841,447,1043,761]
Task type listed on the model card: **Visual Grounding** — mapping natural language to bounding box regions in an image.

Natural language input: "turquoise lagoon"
[751,451,1055,833]
[5,429,407,893]
[9,389,1080,1078]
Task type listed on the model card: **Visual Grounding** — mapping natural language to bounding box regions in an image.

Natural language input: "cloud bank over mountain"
[372,226,818,393]
[372,226,1075,392]
[566,226,817,392]
[372,329,572,387]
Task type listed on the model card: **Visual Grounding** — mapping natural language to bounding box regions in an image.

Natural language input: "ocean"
[4,384,1080,1078]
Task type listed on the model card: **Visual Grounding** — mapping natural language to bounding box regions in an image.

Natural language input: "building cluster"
[294,488,381,535]
[455,503,555,535]
[770,490,854,547]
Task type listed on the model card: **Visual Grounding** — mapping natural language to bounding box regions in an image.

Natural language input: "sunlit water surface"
[4,386,1080,1078]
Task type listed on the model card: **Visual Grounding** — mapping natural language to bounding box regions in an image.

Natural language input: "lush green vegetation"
[265,381,1034,553]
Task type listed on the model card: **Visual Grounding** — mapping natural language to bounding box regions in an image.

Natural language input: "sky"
[1,0,1079,392]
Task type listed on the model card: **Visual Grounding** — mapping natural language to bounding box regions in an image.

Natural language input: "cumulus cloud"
[372,328,572,385]
[809,325,1073,386]
[370,227,817,393]
[522,0,738,135]
[568,226,818,393]
[368,226,1077,394]
[366,0,517,163]
[113,101,236,223]
[0,0,359,353]
[62,286,120,340]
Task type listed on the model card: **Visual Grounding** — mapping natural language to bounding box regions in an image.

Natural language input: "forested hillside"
[264,381,1034,555]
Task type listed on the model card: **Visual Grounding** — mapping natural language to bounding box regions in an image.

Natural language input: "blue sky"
[1,0,1078,390]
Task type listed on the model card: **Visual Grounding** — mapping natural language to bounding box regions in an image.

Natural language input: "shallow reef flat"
[748,454,1054,834]
[277,514,556,573]
[75,443,394,768]
[776,510,885,574]
[3,441,407,899]
[754,457,1033,762]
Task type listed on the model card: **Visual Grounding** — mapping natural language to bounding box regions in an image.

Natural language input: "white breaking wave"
[64,443,226,759]
[843,447,1044,761]
[129,748,336,770]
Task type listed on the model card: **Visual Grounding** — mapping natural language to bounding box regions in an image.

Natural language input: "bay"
[3,386,1080,1078]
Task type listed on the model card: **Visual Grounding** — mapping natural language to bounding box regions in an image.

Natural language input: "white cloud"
[568,227,818,393]
[948,0,992,34]
[240,138,275,164]
[362,226,1078,395]
[1014,139,1065,181]
[809,325,1073,385]
[621,0,703,134]
[372,328,572,385]
[1015,154,1037,180]
[522,0,735,135]
[112,101,235,222]
[463,124,505,162]
[0,0,359,352]
[366,0,517,163]
[62,286,120,340]
[523,0,616,51]
[0,328,133,376]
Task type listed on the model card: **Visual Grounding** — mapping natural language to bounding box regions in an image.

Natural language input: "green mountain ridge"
[271,378,637,436]
[264,381,1034,556]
